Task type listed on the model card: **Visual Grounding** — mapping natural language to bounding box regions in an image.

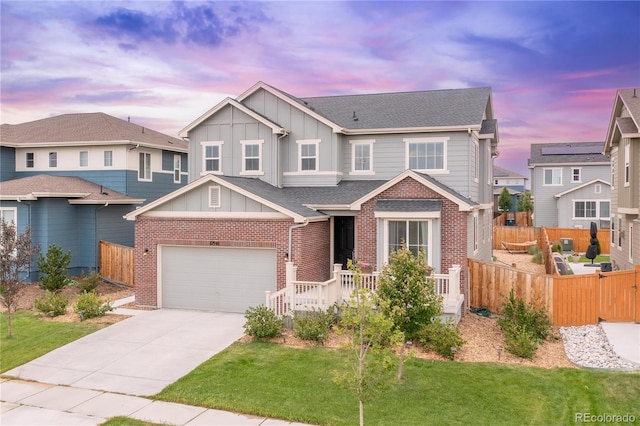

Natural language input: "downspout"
[288,220,309,263]
[277,131,289,188]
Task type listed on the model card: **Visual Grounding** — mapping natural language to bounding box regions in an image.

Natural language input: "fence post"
[448,265,461,304]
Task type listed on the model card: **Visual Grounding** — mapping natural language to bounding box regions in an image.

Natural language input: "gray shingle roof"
[282,180,388,205]
[0,175,143,204]
[494,165,527,179]
[618,88,640,123]
[297,87,492,130]
[413,172,478,207]
[529,141,609,166]
[1,113,187,151]
[375,199,442,212]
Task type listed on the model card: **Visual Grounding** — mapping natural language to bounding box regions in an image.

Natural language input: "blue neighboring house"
[493,165,527,213]
[0,112,188,280]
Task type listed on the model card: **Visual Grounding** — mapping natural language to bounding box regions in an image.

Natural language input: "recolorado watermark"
[575,412,636,423]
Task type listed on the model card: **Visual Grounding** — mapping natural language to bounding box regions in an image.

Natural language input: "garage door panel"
[161,246,276,312]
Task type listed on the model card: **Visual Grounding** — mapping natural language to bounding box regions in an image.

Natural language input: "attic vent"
[352,111,358,121]
[209,185,221,208]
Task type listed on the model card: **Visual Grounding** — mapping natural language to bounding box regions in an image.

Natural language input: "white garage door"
[161,246,276,313]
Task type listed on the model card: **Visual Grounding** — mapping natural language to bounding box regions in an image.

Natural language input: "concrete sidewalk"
[0,379,308,425]
[600,322,640,366]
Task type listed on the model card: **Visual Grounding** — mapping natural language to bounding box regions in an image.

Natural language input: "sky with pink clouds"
[1,1,639,180]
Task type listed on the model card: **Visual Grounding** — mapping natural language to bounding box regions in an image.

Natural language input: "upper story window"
[297,139,319,172]
[472,141,479,182]
[543,168,562,185]
[138,152,151,181]
[104,151,113,167]
[571,168,581,183]
[173,155,181,183]
[405,137,448,173]
[26,152,34,168]
[241,140,263,175]
[49,152,57,168]
[1,207,17,226]
[351,140,374,174]
[624,144,630,186]
[202,141,223,174]
[79,151,88,167]
[494,179,499,185]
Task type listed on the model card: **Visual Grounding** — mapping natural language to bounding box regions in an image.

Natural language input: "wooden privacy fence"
[469,259,639,326]
[99,241,135,287]
[493,212,532,227]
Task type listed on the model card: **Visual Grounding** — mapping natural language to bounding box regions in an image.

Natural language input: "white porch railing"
[266,263,463,317]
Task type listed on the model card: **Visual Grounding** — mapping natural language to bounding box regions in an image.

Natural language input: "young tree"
[376,243,442,381]
[498,187,513,212]
[334,260,402,426]
[517,191,533,212]
[37,244,71,293]
[0,222,40,337]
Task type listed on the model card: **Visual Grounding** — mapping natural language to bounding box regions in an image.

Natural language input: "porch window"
[387,220,429,261]
[405,137,448,172]
[138,152,151,181]
[49,152,57,168]
[543,168,561,185]
[241,140,263,175]
[298,140,319,172]
[79,151,88,167]
[26,152,34,168]
[351,140,373,173]
[202,141,222,174]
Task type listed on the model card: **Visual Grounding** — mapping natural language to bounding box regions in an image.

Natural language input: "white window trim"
[26,152,34,168]
[240,140,264,176]
[209,185,221,208]
[624,144,630,187]
[173,154,181,183]
[473,211,479,253]
[472,140,479,183]
[297,139,320,172]
[572,199,610,220]
[350,139,375,175]
[617,216,623,249]
[629,223,634,262]
[404,137,449,174]
[571,167,581,183]
[49,151,57,168]
[79,151,89,167]
[594,183,601,194]
[0,207,18,226]
[138,152,152,182]
[381,217,434,267]
[543,168,562,186]
[201,141,223,175]
[104,150,113,167]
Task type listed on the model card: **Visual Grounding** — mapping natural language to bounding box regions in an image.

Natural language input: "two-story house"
[528,142,611,229]
[0,113,188,279]
[125,81,499,315]
[493,165,527,213]
[603,88,640,270]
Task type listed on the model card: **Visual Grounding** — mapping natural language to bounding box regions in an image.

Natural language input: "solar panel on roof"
[540,145,602,155]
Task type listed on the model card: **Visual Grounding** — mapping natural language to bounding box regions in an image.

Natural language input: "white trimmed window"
[104,150,113,167]
[202,141,223,174]
[473,212,479,252]
[241,140,263,175]
[1,207,17,226]
[543,168,562,185]
[572,168,581,183]
[573,200,610,219]
[405,137,448,172]
[618,216,623,248]
[209,185,221,208]
[472,141,479,181]
[26,152,34,168]
[49,152,57,168]
[351,140,373,173]
[298,139,320,172]
[138,152,151,181]
[624,144,630,186]
[386,220,431,265]
[173,155,181,183]
[79,151,88,167]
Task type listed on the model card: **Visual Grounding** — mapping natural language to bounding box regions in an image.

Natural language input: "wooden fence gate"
[99,240,135,287]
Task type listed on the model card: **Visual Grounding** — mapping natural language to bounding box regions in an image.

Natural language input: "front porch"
[266,263,464,324]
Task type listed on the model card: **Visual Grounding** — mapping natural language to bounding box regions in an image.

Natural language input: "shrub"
[243,305,283,339]
[76,269,101,293]
[551,242,562,253]
[37,244,71,293]
[498,289,551,358]
[417,319,465,360]
[293,308,338,343]
[75,291,113,319]
[34,290,69,317]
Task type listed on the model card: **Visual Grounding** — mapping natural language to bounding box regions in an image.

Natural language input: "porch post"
[448,264,461,303]
[332,263,343,304]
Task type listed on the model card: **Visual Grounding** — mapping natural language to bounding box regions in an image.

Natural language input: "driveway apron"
[4,309,246,396]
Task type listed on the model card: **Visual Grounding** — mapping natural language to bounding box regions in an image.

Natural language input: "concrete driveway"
[4,309,245,396]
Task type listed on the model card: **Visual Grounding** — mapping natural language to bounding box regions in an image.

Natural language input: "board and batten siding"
[555,182,611,228]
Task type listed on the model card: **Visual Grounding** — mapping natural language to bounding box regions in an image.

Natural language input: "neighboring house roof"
[528,141,609,166]
[0,112,188,152]
[553,179,611,199]
[493,165,527,180]
[604,88,640,153]
[0,175,144,204]
[181,81,495,137]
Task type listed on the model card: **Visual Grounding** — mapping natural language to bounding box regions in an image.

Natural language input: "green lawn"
[577,255,610,263]
[0,311,106,373]
[100,417,168,426]
[156,341,640,426]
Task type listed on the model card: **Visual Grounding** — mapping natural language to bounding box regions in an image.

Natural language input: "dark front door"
[334,216,355,269]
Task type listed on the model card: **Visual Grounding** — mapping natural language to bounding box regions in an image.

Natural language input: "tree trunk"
[7,306,13,338]
[397,340,405,381]
[359,399,364,426]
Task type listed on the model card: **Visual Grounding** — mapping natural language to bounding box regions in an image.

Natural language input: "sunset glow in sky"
[2,1,639,178]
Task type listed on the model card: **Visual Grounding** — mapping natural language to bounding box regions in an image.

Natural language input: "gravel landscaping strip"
[559,324,639,370]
